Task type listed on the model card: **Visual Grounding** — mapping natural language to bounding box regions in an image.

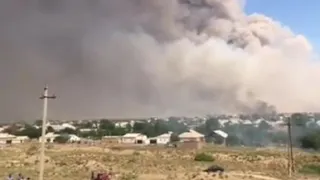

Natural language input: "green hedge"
[194,153,215,162]
[299,164,320,175]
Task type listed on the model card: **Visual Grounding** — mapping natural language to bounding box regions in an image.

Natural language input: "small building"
[0,133,16,144]
[12,136,30,144]
[122,133,147,144]
[102,136,122,144]
[179,130,205,142]
[211,130,228,146]
[61,123,77,130]
[148,132,172,145]
[178,130,205,149]
[39,132,60,143]
[68,134,81,143]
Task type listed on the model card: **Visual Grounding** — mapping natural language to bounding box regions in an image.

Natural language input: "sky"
[245,0,320,53]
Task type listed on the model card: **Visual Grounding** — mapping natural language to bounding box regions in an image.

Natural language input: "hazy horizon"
[1,0,320,121]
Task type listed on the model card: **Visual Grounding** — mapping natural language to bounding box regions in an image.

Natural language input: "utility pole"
[39,85,56,180]
[286,117,294,178]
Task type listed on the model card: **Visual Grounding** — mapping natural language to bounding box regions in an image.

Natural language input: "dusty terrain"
[0,143,319,180]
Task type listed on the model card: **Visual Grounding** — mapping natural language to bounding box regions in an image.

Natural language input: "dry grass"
[0,143,319,180]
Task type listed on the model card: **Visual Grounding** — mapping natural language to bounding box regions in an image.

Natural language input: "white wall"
[122,135,148,144]
[122,137,136,144]
[39,137,55,143]
[0,140,8,144]
[156,137,170,144]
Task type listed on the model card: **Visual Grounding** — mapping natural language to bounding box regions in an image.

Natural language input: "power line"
[39,85,56,180]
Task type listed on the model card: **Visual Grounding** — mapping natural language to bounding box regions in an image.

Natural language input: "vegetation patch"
[299,164,320,175]
[194,152,215,162]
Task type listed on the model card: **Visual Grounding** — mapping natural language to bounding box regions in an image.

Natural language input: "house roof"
[213,130,228,138]
[156,131,173,138]
[103,136,122,139]
[45,132,60,138]
[15,136,29,140]
[123,133,144,138]
[0,133,15,138]
[68,134,81,140]
[179,130,204,138]
[62,123,76,130]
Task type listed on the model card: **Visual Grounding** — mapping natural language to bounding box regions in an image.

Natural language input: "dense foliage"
[3,113,320,150]
[194,153,215,162]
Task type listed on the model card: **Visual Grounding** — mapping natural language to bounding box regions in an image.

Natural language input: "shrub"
[194,152,215,162]
[299,164,320,175]
[119,172,138,180]
[170,133,180,143]
[26,144,39,156]
[54,135,69,144]
[300,131,320,150]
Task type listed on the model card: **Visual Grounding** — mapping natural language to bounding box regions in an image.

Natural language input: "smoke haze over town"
[0,0,320,121]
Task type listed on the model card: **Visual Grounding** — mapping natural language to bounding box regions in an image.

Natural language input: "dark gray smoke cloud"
[0,0,319,121]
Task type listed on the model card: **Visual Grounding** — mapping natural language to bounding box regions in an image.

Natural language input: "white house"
[46,122,76,132]
[0,133,16,144]
[39,132,60,143]
[49,124,64,132]
[148,132,172,145]
[61,123,76,130]
[115,122,129,128]
[79,128,97,132]
[12,136,29,144]
[212,130,228,146]
[122,133,147,144]
[68,134,81,143]
[179,130,205,142]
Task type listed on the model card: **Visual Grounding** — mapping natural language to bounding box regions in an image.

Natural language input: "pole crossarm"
[38,85,56,180]
[39,95,56,99]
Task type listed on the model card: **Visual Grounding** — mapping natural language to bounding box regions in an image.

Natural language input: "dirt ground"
[0,143,319,180]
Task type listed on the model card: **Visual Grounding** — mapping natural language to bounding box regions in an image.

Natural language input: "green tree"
[154,120,169,136]
[258,121,272,130]
[14,125,41,139]
[269,131,287,144]
[34,120,42,126]
[167,119,188,134]
[111,127,128,136]
[54,135,69,144]
[126,123,132,132]
[170,133,180,143]
[99,119,115,130]
[46,126,55,133]
[204,117,221,134]
[2,125,19,134]
[59,128,76,134]
[300,131,320,150]
[79,122,93,128]
[291,113,309,127]
[226,135,242,146]
[195,117,221,135]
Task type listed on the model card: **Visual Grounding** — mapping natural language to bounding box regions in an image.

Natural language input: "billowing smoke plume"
[0,0,319,120]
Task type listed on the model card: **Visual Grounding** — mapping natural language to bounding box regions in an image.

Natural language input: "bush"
[26,144,39,156]
[300,131,320,150]
[119,172,138,180]
[299,164,320,175]
[54,135,69,144]
[194,152,215,162]
[170,133,180,143]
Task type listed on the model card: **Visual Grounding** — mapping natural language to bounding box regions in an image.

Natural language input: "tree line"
[3,113,320,150]
[3,119,188,140]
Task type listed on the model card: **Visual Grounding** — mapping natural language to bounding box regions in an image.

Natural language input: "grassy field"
[0,143,319,180]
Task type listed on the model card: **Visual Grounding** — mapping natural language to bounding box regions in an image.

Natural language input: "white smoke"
[0,0,319,120]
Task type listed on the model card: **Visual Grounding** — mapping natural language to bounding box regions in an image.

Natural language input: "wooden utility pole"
[39,85,56,180]
[287,117,294,177]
